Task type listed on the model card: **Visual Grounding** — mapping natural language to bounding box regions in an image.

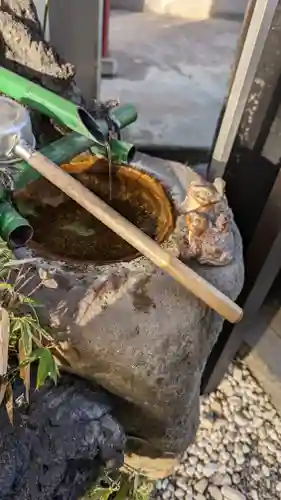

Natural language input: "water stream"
[105,141,112,201]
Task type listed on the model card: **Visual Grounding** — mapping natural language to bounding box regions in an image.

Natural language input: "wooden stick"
[15,145,243,324]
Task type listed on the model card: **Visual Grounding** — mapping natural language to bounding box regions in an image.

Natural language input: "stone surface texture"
[16,154,244,457]
[0,374,125,500]
[153,361,281,500]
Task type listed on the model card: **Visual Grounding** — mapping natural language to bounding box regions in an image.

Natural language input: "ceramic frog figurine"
[179,177,235,266]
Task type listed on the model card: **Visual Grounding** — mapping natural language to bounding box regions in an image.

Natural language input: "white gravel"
[153,361,281,500]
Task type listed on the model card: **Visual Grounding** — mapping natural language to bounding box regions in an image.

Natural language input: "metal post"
[202,0,281,393]
[209,0,279,180]
[49,0,103,106]
[101,0,118,77]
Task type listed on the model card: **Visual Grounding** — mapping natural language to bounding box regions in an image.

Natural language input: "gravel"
[153,361,281,500]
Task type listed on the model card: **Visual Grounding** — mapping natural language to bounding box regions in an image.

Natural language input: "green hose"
[13,133,135,191]
[0,68,138,246]
[0,201,33,248]
[0,134,135,248]
[0,67,137,144]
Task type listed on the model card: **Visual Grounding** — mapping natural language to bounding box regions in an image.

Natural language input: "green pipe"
[0,201,33,248]
[12,133,136,192]
[90,139,136,164]
[0,67,137,144]
[0,134,135,247]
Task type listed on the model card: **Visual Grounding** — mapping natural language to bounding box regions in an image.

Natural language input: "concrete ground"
[101,10,242,149]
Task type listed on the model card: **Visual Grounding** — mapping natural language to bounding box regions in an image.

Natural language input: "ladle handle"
[15,145,243,324]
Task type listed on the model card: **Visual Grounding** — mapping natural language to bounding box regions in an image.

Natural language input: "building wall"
[110,0,248,19]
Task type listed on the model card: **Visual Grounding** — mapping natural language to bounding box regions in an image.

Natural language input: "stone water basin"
[13,153,244,477]
[15,160,175,264]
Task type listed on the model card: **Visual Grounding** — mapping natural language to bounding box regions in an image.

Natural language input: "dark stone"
[0,374,125,500]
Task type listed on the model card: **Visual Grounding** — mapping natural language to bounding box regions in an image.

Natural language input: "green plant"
[0,238,59,419]
[82,472,153,500]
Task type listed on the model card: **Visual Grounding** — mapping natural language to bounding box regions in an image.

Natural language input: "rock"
[176,478,190,492]
[257,428,267,440]
[221,486,246,500]
[265,454,275,465]
[232,474,240,485]
[184,466,195,476]
[276,482,281,493]
[176,464,185,476]
[18,164,244,457]
[214,418,227,429]
[220,451,230,463]
[261,465,270,477]
[198,439,208,449]
[252,418,263,429]
[212,473,231,487]
[211,401,223,415]
[168,484,175,493]
[250,491,259,500]
[234,455,245,466]
[264,410,277,421]
[196,463,204,473]
[189,456,198,466]
[234,415,248,427]
[218,464,227,475]
[201,417,214,430]
[162,479,169,490]
[175,488,185,499]
[267,429,278,442]
[195,495,206,500]
[163,490,171,499]
[203,463,218,478]
[209,485,223,500]
[206,444,214,456]
[219,381,234,397]
[264,441,276,454]
[0,374,126,500]
[232,367,243,382]
[194,479,208,494]
[222,475,232,486]
[155,480,163,490]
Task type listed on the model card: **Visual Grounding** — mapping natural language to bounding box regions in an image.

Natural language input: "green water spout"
[0,201,33,248]
[12,134,136,192]
[0,133,135,247]
[0,67,137,144]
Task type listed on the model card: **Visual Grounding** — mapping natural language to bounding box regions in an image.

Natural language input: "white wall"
[111,0,248,18]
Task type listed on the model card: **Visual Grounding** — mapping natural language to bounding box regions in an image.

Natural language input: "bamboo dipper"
[15,142,243,324]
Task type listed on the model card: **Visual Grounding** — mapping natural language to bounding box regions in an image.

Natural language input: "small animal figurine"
[179,176,235,266]
[180,177,227,216]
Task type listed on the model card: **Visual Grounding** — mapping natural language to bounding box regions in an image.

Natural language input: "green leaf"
[21,296,42,307]
[5,382,13,425]
[114,481,131,500]
[85,488,113,500]
[0,381,7,406]
[0,307,10,376]
[21,324,33,356]
[10,317,23,334]
[0,283,13,292]
[34,348,59,389]
[19,340,31,403]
